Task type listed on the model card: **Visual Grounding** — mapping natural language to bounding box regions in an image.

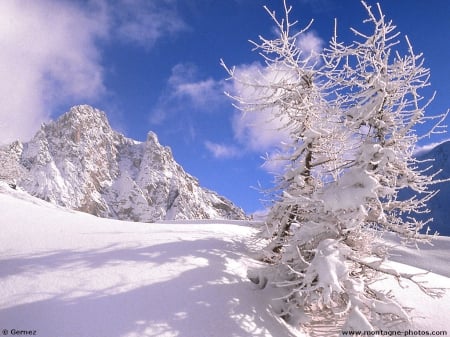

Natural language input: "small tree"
[223,0,448,332]
[222,1,350,256]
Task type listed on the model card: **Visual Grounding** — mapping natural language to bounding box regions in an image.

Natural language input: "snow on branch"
[223,0,448,332]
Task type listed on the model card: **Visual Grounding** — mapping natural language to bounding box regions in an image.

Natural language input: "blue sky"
[1,0,449,214]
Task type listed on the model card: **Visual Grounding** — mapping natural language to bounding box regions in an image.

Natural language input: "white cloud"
[204,141,241,159]
[113,0,188,48]
[0,0,107,144]
[296,31,324,59]
[150,63,226,125]
[150,62,294,158]
[227,63,291,153]
[232,108,290,152]
[0,0,188,145]
[223,31,324,166]
[170,64,224,108]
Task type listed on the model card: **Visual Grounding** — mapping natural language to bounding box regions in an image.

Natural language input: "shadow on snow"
[0,237,293,337]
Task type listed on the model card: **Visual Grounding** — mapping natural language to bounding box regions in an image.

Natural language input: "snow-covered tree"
[324,2,448,239]
[222,2,350,255]
[223,0,448,332]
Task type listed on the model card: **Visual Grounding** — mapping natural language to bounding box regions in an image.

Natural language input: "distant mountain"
[415,141,450,236]
[0,105,246,222]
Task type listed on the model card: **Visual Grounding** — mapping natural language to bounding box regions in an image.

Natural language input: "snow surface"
[1,183,449,336]
[0,184,298,337]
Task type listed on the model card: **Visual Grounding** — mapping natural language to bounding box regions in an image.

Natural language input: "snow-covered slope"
[0,105,245,221]
[1,183,449,336]
[0,183,298,337]
[415,141,450,236]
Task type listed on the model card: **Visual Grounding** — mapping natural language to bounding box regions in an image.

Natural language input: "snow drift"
[0,183,449,336]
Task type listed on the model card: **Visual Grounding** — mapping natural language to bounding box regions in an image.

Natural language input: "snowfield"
[1,183,449,336]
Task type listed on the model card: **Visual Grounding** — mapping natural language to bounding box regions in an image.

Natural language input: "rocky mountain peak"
[1,105,246,222]
[59,105,109,128]
[48,105,114,145]
[146,131,159,144]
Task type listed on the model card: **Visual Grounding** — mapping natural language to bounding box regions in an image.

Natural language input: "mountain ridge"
[415,141,450,236]
[0,105,246,222]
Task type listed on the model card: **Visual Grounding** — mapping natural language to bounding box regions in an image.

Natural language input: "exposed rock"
[0,105,246,221]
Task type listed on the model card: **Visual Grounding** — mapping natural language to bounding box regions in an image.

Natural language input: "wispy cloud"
[169,64,225,108]
[222,31,325,168]
[204,141,241,159]
[150,63,226,126]
[296,31,324,59]
[0,0,107,144]
[112,0,188,49]
[226,63,291,153]
[0,0,187,144]
[151,61,296,159]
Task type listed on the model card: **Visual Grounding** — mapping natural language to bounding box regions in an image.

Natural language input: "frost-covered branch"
[223,0,448,332]
[347,255,446,298]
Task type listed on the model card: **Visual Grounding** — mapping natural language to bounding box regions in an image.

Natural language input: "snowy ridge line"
[0,181,261,228]
[0,181,72,212]
[0,105,247,222]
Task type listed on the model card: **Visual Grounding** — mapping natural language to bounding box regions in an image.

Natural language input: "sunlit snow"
[0,183,449,336]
